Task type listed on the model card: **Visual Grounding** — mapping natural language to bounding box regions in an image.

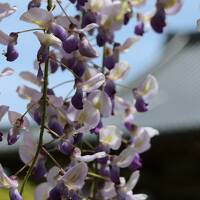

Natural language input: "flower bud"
[150,7,166,33]
[134,22,144,36]
[4,43,19,62]
[58,139,74,155]
[48,117,64,136]
[62,34,79,54]
[71,89,83,110]
[50,23,67,42]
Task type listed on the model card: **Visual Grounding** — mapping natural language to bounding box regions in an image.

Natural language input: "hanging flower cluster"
[0,0,182,199]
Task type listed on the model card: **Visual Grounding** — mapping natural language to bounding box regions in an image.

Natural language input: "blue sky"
[0,0,200,119]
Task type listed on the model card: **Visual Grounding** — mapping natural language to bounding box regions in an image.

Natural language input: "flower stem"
[20,58,49,195]
[55,0,73,24]
[16,28,45,34]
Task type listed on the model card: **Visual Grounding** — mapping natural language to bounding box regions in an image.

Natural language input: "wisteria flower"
[99,125,122,150]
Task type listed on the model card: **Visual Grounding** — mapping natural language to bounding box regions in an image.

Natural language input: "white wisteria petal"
[34,182,50,200]
[0,164,18,189]
[34,31,62,47]
[80,73,105,93]
[85,0,112,12]
[133,131,151,153]
[0,3,16,21]
[117,36,140,52]
[62,162,88,191]
[76,152,106,162]
[141,127,159,138]
[108,61,129,81]
[20,8,53,27]
[101,181,117,200]
[81,23,99,32]
[88,90,112,117]
[99,125,122,150]
[133,74,158,102]
[55,16,80,29]
[46,166,60,187]
[0,67,14,77]
[19,71,42,86]
[128,192,145,200]
[0,30,12,45]
[114,145,136,168]
[126,171,140,191]
[19,132,37,165]
[16,85,40,100]
[76,101,100,132]
[0,105,9,121]
[131,0,147,7]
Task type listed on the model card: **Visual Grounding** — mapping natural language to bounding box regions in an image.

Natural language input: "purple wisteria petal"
[50,23,67,42]
[28,0,41,10]
[104,79,116,99]
[71,89,83,110]
[134,22,145,36]
[9,188,22,200]
[58,139,74,156]
[135,97,148,112]
[104,55,116,70]
[129,153,142,171]
[62,162,88,190]
[110,165,120,184]
[48,117,64,136]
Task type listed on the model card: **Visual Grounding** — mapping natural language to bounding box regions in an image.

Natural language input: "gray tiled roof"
[131,33,200,131]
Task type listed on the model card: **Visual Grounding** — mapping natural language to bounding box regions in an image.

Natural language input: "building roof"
[127,33,200,131]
